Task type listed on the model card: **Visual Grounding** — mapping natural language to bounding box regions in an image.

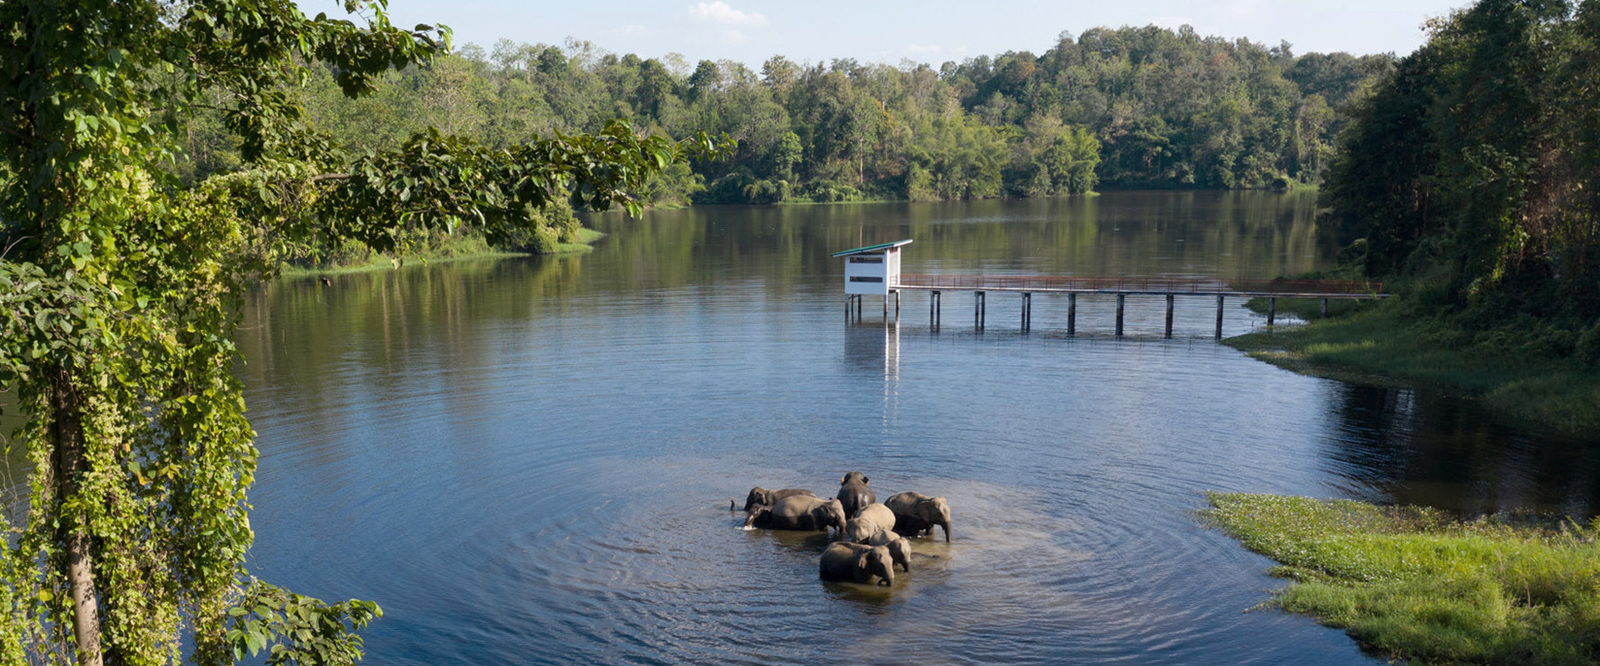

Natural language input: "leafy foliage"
[1324,0,1600,321]
[0,0,696,663]
[181,27,1393,207]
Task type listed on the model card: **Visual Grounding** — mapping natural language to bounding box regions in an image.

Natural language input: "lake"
[236,191,1600,664]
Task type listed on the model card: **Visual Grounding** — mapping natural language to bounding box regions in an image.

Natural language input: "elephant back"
[836,471,876,519]
[856,503,896,532]
[745,486,815,511]
[885,491,930,528]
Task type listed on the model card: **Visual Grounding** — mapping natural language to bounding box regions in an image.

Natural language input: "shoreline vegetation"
[1212,1,1600,659]
[1224,296,1600,436]
[1203,493,1600,664]
[278,227,606,279]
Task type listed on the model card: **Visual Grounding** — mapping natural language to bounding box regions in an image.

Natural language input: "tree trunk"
[50,369,102,666]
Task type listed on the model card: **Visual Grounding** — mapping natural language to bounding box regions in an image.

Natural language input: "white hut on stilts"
[833,239,911,321]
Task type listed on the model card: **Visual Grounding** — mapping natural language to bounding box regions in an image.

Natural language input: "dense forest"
[1324,0,1600,353]
[184,25,1392,208]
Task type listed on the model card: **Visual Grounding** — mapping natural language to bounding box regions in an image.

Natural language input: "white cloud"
[620,24,647,36]
[906,44,942,55]
[688,2,768,27]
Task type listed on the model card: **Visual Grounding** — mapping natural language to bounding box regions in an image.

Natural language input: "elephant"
[744,495,849,533]
[734,487,816,512]
[885,492,951,542]
[819,542,895,586]
[835,471,875,519]
[866,528,912,572]
[843,503,897,543]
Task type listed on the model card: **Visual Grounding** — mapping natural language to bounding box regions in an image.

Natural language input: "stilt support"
[1215,295,1225,339]
[1267,297,1276,326]
[1164,294,1175,339]
[931,291,941,329]
[974,291,986,331]
[1321,298,1328,319]
[1115,294,1125,337]
[1021,293,1032,333]
[1068,293,1077,336]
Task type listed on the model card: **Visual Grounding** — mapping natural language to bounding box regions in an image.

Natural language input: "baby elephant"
[866,528,912,572]
[734,486,816,512]
[819,542,895,586]
[843,503,897,543]
[885,492,951,542]
[835,471,875,520]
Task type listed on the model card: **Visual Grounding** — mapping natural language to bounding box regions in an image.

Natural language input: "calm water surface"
[236,192,1600,664]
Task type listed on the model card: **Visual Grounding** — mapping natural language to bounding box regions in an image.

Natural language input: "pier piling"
[1215,295,1224,339]
[1115,294,1125,337]
[1068,293,1077,336]
[1165,294,1175,338]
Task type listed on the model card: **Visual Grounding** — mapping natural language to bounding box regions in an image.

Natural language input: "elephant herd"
[734,471,952,587]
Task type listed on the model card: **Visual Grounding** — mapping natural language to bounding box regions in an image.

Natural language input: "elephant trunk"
[941,521,951,542]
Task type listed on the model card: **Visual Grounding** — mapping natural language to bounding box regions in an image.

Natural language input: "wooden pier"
[846,274,1386,338]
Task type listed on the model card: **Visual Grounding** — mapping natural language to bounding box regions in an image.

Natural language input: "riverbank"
[1203,492,1600,664]
[1223,299,1600,436]
[277,228,605,279]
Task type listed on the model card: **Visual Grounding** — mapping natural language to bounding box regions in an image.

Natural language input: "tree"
[0,1,705,663]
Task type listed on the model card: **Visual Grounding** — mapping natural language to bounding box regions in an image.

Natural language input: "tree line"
[183,26,1393,207]
[1324,0,1600,357]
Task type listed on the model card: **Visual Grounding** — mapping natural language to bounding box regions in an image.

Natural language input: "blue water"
[235,193,1600,664]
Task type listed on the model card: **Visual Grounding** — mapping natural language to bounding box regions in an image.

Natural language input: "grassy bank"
[1203,493,1600,664]
[278,228,605,278]
[1224,299,1600,435]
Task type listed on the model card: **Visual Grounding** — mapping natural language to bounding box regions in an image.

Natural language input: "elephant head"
[814,498,849,533]
[858,545,895,586]
[742,505,770,529]
[844,517,876,543]
[914,496,951,542]
[868,529,911,572]
[742,487,772,512]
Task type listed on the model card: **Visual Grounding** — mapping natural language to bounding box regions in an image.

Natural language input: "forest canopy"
[1324,0,1600,326]
[182,25,1395,206]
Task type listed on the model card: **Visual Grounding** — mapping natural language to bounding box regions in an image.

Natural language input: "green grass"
[551,227,605,253]
[277,228,606,278]
[1224,300,1600,435]
[1203,493,1600,664]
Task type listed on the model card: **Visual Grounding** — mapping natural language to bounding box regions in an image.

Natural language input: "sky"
[303,0,1473,68]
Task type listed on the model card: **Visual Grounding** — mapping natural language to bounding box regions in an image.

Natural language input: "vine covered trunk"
[48,368,102,666]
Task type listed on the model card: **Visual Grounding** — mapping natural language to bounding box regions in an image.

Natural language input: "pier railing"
[896,274,1383,298]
